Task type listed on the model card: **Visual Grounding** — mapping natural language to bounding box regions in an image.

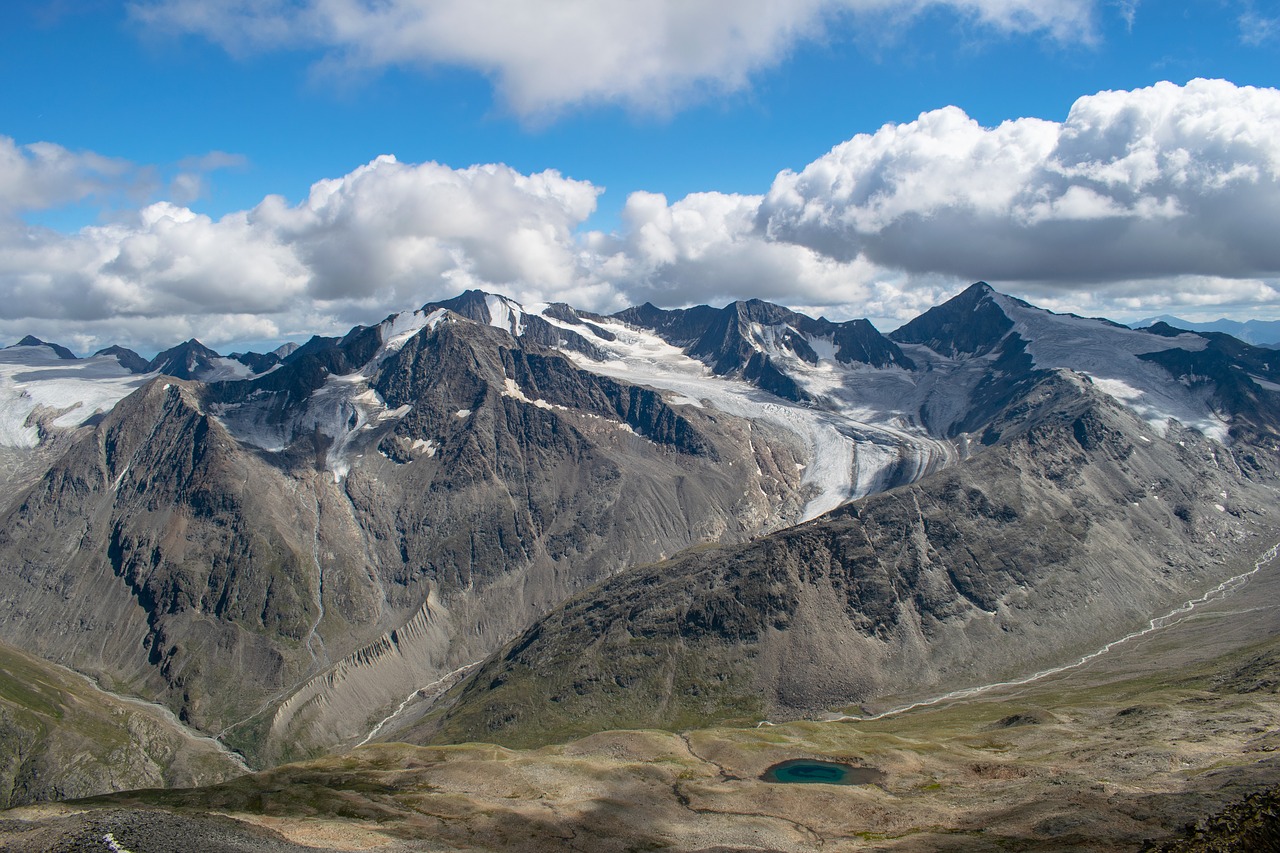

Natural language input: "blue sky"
[2,0,1279,352]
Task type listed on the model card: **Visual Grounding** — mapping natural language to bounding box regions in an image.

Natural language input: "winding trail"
[760,541,1280,727]
[355,661,484,748]
[303,485,328,669]
[55,664,251,774]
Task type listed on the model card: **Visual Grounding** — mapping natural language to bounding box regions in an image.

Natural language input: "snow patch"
[196,357,255,383]
[377,308,449,362]
[304,373,410,481]
[486,294,525,337]
[214,369,412,479]
[501,377,555,410]
[1250,374,1280,393]
[213,309,446,478]
[1086,375,1229,442]
[103,832,135,853]
[803,333,838,362]
[0,347,150,448]
[990,293,1229,442]
[456,409,472,418]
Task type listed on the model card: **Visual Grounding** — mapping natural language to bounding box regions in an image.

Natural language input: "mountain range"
[1132,315,1280,348]
[0,283,1278,849]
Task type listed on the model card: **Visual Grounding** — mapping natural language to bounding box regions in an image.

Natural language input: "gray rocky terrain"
[419,369,1280,746]
[0,305,816,768]
[0,282,1277,841]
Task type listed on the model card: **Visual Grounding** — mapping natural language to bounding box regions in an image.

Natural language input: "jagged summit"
[888,281,1020,358]
[226,342,302,376]
[227,350,280,374]
[147,338,223,379]
[421,291,607,359]
[613,296,912,403]
[9,335,77,360]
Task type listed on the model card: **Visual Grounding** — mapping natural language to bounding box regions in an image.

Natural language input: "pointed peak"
[10,336,78,359]
[162,338,220,356]
[940,281,1000,310]
[93,345,150,374]
[147,338,224,379]
[889,282,1015,357]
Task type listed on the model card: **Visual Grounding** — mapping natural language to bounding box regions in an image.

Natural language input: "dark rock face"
[228,350,280,374]
[1137,331,1280,444]
[206,325,382,416]
[374,323,714,458]
[0,381,322,738]
[612,302,725,346]
[889,281,1016,358]
[953,334,1044,439]
[424,372,1280,748]
[540,302,617,341]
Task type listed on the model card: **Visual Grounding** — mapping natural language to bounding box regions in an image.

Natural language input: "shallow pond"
[760,759,885,785]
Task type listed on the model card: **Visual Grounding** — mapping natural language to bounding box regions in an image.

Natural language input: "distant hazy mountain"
[1132,314,1280,347]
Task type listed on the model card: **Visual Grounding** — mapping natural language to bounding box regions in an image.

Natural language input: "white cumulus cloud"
[0,156,601,351]
[0,137,145,214]
[4,80,1280,351]
[757,78,1280,287]
[129,0,1097,117]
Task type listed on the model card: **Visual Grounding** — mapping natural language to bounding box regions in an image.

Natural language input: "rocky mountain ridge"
[0,297,823,767]
[0,282,1276,792]
[1133,314,1280,348]
[421,367,1280,746]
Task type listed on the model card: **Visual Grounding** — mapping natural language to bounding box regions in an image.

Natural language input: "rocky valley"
[0,283,1278,850]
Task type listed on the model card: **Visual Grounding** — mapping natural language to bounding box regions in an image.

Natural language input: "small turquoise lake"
[760,759,884,786]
